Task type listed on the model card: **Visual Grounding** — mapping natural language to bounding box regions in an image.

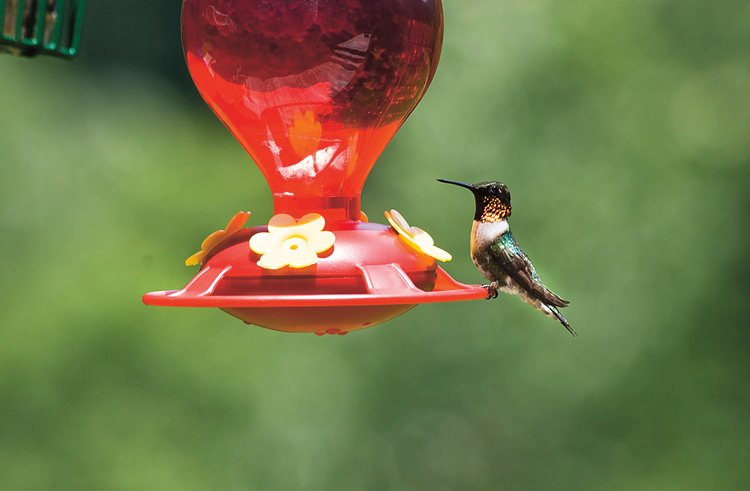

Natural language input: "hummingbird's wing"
[490,240,569,308]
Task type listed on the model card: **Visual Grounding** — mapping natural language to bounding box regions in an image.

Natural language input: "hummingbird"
[437,179,575,336]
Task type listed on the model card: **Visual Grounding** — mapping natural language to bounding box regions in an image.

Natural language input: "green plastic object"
[0,0,84,58]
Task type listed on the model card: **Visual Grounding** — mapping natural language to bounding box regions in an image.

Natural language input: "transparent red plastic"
[181,0,443,220]
[143,0,487,334]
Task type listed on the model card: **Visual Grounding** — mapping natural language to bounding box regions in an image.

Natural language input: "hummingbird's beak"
[437,179,474,191]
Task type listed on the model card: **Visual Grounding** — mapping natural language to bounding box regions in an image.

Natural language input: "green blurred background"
[1,0,749,489]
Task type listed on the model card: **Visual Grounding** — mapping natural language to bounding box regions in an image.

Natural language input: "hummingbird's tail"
[547,305,576,337]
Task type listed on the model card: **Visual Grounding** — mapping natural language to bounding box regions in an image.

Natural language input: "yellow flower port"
[249,213,336,270]
[185,211,252,266]
[384,209,452,262]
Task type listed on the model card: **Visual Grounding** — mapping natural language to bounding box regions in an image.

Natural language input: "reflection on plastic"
[182,0,444,220]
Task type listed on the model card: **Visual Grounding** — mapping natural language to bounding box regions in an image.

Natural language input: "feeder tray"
[144,222,488,334]
[144,0,487,334]
[0,0,84,58]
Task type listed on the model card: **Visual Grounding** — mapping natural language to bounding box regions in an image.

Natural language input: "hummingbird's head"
[437,179,512,222]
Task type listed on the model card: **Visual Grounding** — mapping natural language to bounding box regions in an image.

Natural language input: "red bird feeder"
[143,0,487,334]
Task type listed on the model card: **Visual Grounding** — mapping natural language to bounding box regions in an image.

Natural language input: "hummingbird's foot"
[483,282,499,300]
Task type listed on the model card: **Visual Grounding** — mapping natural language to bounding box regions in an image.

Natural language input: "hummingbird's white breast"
[470,219,510,282]
[471,219,509,249]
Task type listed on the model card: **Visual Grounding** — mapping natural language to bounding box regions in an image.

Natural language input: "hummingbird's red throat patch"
[480,196,511,222]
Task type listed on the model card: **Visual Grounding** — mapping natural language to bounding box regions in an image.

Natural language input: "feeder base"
[143,223,488,334]
[222,305,415,335]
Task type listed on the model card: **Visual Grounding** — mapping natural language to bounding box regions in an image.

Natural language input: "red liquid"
[182,0,443,220]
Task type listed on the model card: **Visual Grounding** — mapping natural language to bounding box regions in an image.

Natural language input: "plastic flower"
[384,209,452,262]
[249,213,335,270]
[185,211,251,266]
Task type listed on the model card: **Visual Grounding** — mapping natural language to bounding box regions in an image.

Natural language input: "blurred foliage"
[1,0,749,489]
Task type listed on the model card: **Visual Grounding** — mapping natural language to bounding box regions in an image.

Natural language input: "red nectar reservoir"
[144,0,487,335]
